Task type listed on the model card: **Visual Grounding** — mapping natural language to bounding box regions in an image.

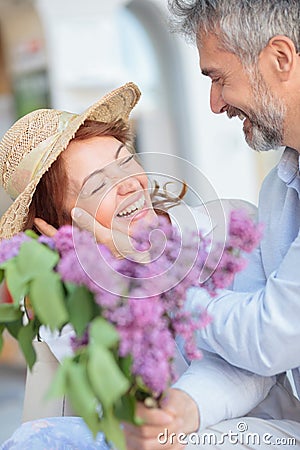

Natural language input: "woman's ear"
[263,35,298,81]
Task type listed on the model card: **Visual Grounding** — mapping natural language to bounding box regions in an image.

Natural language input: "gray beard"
[245,70,286,152]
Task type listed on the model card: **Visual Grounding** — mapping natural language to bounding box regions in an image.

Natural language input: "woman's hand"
[34,218,57,237]
[123,388,200,450]
[34,210,149,262]
[71,207,149,262]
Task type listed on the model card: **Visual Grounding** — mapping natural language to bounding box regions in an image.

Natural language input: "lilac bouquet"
[0,210,262,449]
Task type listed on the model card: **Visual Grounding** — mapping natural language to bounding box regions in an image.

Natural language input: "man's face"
[197,32,285,151]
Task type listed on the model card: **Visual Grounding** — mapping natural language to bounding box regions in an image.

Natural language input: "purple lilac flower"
[70,329,89,352]
[172,309,211,360]
[117,314,176,394]
[229,209,264,253]
[52,225,75,254]
[0,233,30,265]
[55,226,132,300]
[47,212,262,395]
[37,235,56,250]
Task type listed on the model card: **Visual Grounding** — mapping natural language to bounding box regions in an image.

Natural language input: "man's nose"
[210,84,228,114]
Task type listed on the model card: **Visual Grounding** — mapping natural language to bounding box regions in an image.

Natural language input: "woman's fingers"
[71,207,149,261]
[72,207,131,255]
[71,207,119,245]
[34,209,150,262]
[34,218,57,237]
[72,207,103,235]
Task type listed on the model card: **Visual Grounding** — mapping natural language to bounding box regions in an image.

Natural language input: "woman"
[1,83,157,245]
[0,83,274,450]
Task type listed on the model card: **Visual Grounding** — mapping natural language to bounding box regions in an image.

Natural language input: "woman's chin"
[114,207,158,235]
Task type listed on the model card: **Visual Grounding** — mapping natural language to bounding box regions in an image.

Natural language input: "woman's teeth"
[117,196,145,218]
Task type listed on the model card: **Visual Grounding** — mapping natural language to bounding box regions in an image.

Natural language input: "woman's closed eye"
[81,155,137,198]
[90,180,106,196]
[118,154,135,167]
[81,173,106,198]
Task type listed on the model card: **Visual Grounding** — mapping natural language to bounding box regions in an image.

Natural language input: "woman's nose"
[210,84,228,114]
[117,176,140,195]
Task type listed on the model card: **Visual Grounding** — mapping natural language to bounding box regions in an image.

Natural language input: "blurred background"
[0,0,282,443]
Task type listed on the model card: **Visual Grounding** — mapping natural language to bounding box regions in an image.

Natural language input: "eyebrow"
[201,68,222,78]
[81,143,125,188]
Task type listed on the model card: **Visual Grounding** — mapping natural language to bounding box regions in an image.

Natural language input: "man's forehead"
[197,33,238,72]
[197,31,227,54]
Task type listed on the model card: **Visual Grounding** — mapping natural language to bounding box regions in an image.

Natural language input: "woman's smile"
[116,193,146,218]
[63,135,157,233]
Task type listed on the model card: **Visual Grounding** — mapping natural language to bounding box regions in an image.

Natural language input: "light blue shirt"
[175,147,300,429]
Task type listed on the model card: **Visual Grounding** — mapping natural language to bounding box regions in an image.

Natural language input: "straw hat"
[0,82,141,239]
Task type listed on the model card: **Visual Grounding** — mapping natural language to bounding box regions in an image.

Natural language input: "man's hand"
[123,388,200,450]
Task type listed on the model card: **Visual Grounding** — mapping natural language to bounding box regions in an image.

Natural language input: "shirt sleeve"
[187,229,300,376]
[172,350,275,431]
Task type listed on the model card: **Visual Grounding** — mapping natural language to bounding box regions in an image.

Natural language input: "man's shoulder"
[258,163,288,216]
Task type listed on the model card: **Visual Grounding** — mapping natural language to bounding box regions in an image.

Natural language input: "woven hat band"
[7,111,78,200]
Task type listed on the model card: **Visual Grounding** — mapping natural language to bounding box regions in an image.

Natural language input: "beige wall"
[0,0,45,73]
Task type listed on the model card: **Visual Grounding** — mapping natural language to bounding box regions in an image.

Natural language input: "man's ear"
[261,35,298,81]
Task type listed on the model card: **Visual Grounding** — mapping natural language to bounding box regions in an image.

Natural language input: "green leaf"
[66,361,100,436]
[68,286,95,336]
[119,354,133,380]
[24,230,39,239]
[29,272,68,331]
[99,407,127,450]
[115,393,136,423]
[64,282,77,295]
[90,317,120,348]
[0,240,59,305]
[16,240,59,278]
[0,324,5,352]
[0,304,22,323]
[4,259,28,304]
[87,344,130,410]
[6,318,23,339]
[0,270,3,284]
[47,358,101,436]
[18,322,37,369]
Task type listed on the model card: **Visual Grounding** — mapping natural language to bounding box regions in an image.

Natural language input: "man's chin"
[244,127,281,152]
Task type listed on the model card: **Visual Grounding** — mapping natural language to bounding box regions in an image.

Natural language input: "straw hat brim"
[0,82,141,239]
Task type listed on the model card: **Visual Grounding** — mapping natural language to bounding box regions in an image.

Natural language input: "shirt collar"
[277,147,300,184]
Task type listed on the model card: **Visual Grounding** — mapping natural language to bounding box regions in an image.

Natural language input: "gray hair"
[168,0,300,64]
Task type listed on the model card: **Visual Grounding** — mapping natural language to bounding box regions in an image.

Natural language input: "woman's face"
[62,136,157,235]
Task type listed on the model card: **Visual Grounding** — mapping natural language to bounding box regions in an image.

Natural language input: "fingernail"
[71,207,82,220]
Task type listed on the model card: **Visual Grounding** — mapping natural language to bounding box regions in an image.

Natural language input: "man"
[122,1,300,448]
